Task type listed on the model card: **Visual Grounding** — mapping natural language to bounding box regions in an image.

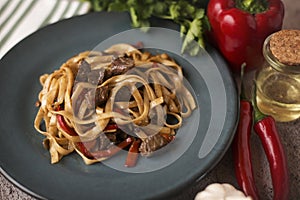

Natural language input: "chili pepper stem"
[235,0,268,14]
[252,83,266,123]
[239,63,248,100]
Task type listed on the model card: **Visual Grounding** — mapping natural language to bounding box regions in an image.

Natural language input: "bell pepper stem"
[235,0,268,14]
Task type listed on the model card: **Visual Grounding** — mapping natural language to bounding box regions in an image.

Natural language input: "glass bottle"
[256,31,300,122]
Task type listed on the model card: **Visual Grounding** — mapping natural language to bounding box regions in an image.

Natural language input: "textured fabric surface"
[1,0,299,199]
[0,0,90,58]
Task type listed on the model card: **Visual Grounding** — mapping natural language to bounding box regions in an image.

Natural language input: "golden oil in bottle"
[256,66,300,122]
[256,30,300,122]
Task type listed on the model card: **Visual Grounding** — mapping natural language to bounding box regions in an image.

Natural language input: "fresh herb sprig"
[85,0,210,55]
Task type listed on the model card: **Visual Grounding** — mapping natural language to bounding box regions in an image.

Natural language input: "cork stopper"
[269,29,300,66]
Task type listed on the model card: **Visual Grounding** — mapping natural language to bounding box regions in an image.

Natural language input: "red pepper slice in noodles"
[124,139,141,168]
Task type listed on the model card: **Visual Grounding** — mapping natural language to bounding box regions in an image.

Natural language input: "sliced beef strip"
[76,56,135,108]
[78,56,134,84]
[105,56,135,78]
[95,86,110,107]
[88,68,106,85]
[139,134,169,157]
[76,59,91,82]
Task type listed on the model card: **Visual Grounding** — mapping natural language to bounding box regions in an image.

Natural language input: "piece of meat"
[95,85,110,107]
[76,56,135,108]
[105,56,135,78]
[76,59,91,82]
[139,134,169,157]
[78,56,134,84]
[88,68,106,85]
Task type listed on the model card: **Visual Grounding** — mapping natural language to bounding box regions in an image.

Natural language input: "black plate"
[0,12,238,200]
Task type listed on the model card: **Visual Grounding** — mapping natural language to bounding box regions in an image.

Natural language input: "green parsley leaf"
[84,0,209,55]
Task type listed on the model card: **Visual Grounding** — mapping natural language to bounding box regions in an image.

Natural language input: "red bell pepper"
[57,113,78,136]
[92,137,133,158]
[124,139,141,168]
[207,0,284,72]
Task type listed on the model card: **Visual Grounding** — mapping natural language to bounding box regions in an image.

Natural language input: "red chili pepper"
[124,139,141,168]
[56,113,95,158]
[56,113,78,136]
[55,105,77,136]
[76,142,94,159]
[92,137,133,158]
[232,100,259,200]
[207,0,284,72]
[252,89,289,200]
[56,106,96,158]
[160,133,175,143]
[104,124,118,131]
